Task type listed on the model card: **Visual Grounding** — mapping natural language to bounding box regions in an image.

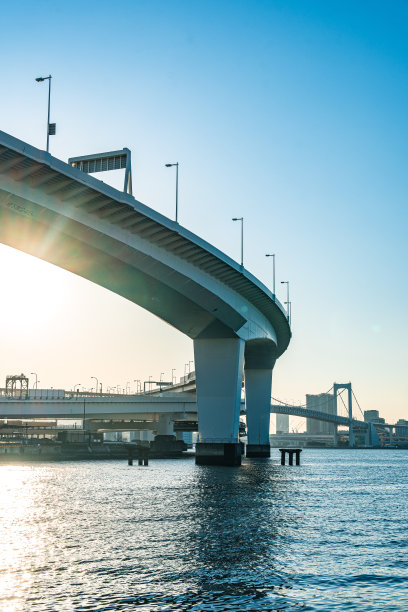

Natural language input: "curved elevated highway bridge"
[0,130,291,465]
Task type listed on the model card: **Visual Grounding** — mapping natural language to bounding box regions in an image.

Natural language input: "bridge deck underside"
[0,132,290,352]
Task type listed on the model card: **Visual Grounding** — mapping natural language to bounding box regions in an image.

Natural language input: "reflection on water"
[0,451,407,611]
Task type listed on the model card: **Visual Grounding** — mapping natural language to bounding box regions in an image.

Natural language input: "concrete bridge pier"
[194,337,244,466]
[245,340,276,458]
[156,414,174,436]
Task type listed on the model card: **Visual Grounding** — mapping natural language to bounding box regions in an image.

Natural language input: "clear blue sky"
[0,0,407,422]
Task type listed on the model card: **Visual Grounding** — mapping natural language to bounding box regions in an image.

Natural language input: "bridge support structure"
[0,129,292,468]
[244,340,276,458]
[333,425,338,447]
[156,414,174,436]
[333,382,354,448]
[369,422,380,447]
[194,337,244,466]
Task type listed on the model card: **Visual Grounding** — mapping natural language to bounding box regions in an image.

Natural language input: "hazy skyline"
[0,0,407,422]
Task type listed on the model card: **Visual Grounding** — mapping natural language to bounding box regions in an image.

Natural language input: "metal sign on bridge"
[68,148,132,195]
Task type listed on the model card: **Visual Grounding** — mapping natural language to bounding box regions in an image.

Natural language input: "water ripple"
[0,450,407,611]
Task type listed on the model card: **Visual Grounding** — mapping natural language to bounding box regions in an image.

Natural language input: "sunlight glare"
[0,245,70,335]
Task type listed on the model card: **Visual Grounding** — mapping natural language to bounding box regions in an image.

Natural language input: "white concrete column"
[194,337,244,465]
[245,368,272,454]
[156,414,174,436]
[244,340,276,458]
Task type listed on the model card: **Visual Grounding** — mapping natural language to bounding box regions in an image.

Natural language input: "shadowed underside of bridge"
[0,130,292,465]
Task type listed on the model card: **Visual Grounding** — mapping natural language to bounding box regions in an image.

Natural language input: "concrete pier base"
[244,340,276,458]
[194,337,244,466]
[246,443,270,458]
[195,442,242,466]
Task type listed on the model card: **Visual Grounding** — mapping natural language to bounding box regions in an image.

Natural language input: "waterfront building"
[395,419,408,437]
[306,393,336,435]
[276,414,289,434]
[364,410,380,422]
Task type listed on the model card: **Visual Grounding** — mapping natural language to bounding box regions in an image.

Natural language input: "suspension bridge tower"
[333,382,354,447]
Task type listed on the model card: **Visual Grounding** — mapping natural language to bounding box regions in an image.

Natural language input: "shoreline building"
[276,414,289,434]
[306,393,336,435]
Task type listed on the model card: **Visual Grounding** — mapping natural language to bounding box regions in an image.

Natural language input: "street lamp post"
[75,383,81,395]
[91,376,99,395]
[281,281,290,324]
[232,217,244,267]
[35,75,54,153]
[30,372,38,389]
[172,368,176,385]
[287,301,292,323]
[165,162,179,223]
[265,254,276,298]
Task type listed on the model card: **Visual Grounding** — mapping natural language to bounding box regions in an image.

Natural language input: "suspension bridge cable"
[352,389,365,418]
[336,388,348,418]
[271,385,334,410]
[338,390,349,417]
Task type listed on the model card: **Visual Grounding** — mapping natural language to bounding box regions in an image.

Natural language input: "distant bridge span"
[270,404,369,428]
[0,394,386,430]
[0,393,386,448]
[0,130,291,464]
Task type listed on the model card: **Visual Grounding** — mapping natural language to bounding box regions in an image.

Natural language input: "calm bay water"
[0,449,407,611]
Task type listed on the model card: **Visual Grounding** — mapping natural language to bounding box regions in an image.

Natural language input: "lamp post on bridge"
[265,253,276,299]
[35,74,55,153]
[165,162,179,223]
[172,369,176,385]
[30,372,38,390]
[91,376,99,395]
[285,301,292,325]
[232,217,244,267]
[75,383,81,396]
[281,281,290,324]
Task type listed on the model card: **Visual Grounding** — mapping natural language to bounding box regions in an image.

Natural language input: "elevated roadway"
[0,130,291,464]
[0,393,384,446]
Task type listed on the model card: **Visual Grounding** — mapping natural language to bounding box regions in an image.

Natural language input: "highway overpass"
[0,130,291,464]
